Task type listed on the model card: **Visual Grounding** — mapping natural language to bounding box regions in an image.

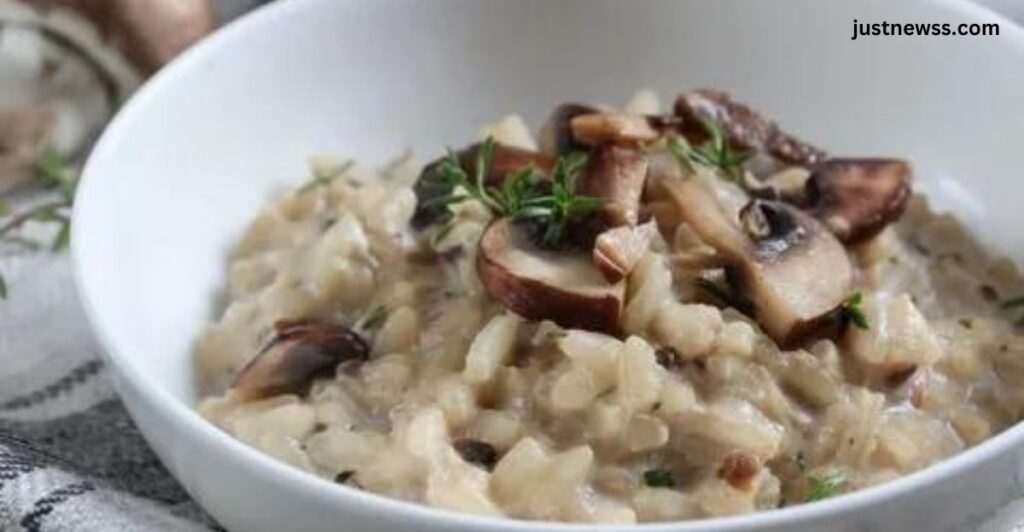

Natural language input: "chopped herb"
[806,471,847,502]
[0,145,78,302]
[696,277,753,315]
[429,220,456,247]
[512,151,603,247]
[958,318,973,330]
[429,136,602,248]
[1002,296,1024,309]
[643,468,675,488]
[667,118,751,182]
[334,470,355,484]
[35,144,76,201]
[840,292,869,330]
[355,305,389,331]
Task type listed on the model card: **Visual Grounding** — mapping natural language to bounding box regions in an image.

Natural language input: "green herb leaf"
[841,292,869,330]
[35,144,77,200]
[430,221,456,247]
[426,136,602,248]
[1002,296,1024,309]
[806,471,846,502]
[0,273,7,300]
[642,468,675,488]
[51,218,71,251]
[696,277,754,315]
[355,305,389,331]
[667,119,751,183]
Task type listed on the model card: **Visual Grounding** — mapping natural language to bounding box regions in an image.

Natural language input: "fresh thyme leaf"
[35,144,76,200]
[51,218,71,251]
[426,136,602,248]
[0,145,78,302]
[1,235,42,251]
[430,220,456,247]
[806,471,846,502]
[642,468,675,488]
[696,277,753,314]
[533,151,601,247]
[355,305,389,331]
[841,292,869,330]
[668,119,751,182]
[1002,296,1024,309]
[420,194,471,209]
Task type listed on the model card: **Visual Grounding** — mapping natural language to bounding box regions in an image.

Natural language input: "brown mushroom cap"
[805,158,912,244]
[663,178,853,346]
[578,145,649,227]
[674,89,826,167]
[569,112,660,147]
[232,319,370,400]
[477,217,625,334]
[412,142,554,228]
[538,103,607,156]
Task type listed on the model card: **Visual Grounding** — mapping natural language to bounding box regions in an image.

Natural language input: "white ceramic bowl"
[72,1,1024,530]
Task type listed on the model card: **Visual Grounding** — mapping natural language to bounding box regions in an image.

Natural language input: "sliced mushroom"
[538,103,606,156]
[578,145,649,227]
[411,142,554,228]
[805,158,912,244]
[674,89,826,167]
[744,166,812,203]
[232,319,370,400]
[477,217,625,334]
[663,178,853,346]
[569,112,660,147]
[593,222,657,283]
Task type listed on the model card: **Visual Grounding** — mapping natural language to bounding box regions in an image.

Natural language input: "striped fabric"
[0,254,217,531]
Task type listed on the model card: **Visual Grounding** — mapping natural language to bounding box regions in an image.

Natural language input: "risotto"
[194,89,1024,523]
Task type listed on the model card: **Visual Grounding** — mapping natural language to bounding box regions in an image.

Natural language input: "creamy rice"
[194,91,1024,523]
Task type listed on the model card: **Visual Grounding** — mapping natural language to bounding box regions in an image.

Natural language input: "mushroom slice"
[805,158,912,244]
[579,145,649,226]
[663,179,852,346]
[569,112,660,147]
[538,103,607,156]
[593,222,657,283]
[412,142,554,228]
[232,319,370,400]
[478,218,625,334]
[674,89,826,166]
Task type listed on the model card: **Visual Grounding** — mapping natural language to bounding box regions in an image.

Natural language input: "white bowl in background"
[72,0,1024,530]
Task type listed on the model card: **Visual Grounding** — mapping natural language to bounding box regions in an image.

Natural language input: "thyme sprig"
[668,118,751,182]
[806,471,847,502]
[840,292,869,330]
[0,145,78,300]
[642,468,676,488]
[427,136,602,248]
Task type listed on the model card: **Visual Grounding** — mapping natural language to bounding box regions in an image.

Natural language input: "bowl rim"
[71,0,1024,530]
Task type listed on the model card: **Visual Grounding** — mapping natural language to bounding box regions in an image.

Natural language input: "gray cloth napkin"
[0,252,218,531]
